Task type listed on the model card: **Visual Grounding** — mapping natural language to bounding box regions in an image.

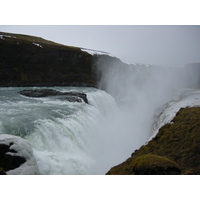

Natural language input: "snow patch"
[149,89,200,141]
[32,42,43,48]
[0,134,40,175]
[81,48,148,67]
[0,34,17,40]
[81,48,114,57]
[3,35,11,38]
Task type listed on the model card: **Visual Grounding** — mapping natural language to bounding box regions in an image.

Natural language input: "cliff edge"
[106,107,200,175]
[0,32,97,87]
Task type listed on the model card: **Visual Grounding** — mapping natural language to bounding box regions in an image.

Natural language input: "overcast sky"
[1,25,200,67]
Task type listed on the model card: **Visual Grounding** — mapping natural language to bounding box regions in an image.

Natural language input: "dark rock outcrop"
[0,134,40,175]
[0,143,26,172]
[106,107,200,175]
[19,89,88,103]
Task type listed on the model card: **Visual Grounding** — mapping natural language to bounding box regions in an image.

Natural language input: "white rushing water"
[0,62,199,175]
[0,87,118,174]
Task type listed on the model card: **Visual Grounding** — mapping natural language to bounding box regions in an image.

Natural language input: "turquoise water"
[0,87,120,174]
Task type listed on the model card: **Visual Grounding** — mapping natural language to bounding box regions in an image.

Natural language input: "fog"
[0,25,200,67]
[94,56,199,170]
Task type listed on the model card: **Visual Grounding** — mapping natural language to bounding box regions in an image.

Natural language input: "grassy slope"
[0,31,81,51]
[106,107,200,175]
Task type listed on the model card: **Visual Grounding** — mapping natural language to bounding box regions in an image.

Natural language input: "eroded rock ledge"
[0,134,40,175]
[0,31,96,87]
[106,107,200,175]
[19,89,88,104]
[0,143,25,174]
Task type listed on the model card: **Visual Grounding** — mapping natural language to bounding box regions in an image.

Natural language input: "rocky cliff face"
[1,31,199,89]
[0,32,97,87]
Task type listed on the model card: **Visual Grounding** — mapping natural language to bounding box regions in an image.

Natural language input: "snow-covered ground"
[0,34,16,39]
[149,88,200,141]
[81,48,114,57]
[0,34,43,48]
[32,42,43,48]
[0,134,40,175]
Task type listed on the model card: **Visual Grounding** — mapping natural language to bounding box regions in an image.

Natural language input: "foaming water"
[0,87,119,174]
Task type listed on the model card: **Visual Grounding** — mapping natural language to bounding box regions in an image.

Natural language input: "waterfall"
[0,61,198,174]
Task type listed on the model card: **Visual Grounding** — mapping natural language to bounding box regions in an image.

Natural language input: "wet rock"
[0,134,40,175]
[0,143,26,172]
[19,89,88,103]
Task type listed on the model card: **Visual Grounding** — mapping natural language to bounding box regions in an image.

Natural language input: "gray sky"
[1,25,200,67]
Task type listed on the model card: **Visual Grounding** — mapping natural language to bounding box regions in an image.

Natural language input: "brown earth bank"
[0,32,96,87]
[106,107,200,175]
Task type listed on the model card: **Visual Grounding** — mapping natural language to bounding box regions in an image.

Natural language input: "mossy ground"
[106,107,200,175]
[132,154,181,175]
[0,31,82,51]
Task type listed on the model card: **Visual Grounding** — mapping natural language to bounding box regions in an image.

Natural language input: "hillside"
[0,32,96,87]
[106,107,200,175]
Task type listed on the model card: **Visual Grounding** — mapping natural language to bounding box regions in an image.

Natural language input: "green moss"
[106,107,200,175]
[132,154,181,175]
[0,31,82,52]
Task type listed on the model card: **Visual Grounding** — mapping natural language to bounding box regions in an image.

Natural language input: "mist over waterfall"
[94,59,198,172]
